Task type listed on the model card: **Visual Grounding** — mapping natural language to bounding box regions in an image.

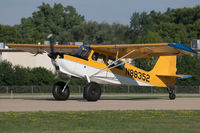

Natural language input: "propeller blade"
[50,42,54,54]
[48,53,56,59]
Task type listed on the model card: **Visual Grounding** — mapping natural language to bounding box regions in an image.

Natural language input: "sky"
[0,0,200,26]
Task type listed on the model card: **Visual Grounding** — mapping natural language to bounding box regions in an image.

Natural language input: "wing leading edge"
[7,43,197,58]
[7,44,79,54]
[90,43,197,58]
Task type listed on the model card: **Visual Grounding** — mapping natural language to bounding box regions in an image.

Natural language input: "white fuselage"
[55,58,153,86]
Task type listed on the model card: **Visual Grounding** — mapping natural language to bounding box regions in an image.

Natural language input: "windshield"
[72,45,91,60]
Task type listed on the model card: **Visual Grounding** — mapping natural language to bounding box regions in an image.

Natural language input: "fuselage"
[53,46,174,87]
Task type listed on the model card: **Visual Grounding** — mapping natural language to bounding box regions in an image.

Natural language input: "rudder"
[151,56,177,76]
[151,56,177,87]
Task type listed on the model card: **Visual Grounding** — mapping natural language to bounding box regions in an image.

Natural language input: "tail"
[151,56,177,77]
[151,56,191,87]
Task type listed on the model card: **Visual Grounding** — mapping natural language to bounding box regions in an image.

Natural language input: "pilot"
[92,53,99,61]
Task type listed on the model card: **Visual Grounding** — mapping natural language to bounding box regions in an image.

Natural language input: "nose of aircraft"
[55,58,79,77]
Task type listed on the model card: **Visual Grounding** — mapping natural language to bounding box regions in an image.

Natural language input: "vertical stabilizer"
[151,56,177,86]
[151,56,177,76]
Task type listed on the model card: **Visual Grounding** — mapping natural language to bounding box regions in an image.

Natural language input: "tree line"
[0,3,200,45]
[0,3,200,86]
[0,61,84,86]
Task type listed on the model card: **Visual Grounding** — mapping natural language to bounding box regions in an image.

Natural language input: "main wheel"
[83,82,101,101]
[169,93,176,100]
[52,81,70,100]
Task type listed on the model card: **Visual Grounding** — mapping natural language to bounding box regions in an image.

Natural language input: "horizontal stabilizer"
[156,74,192,79]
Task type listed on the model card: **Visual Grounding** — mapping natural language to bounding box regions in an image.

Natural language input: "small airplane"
[7,42,197,101]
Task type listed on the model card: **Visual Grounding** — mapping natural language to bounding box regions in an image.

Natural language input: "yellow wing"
[7,44,79,54]
[7,43,197,58]
[90,43,197,58]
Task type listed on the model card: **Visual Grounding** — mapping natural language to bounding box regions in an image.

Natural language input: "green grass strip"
[0,110,200,133]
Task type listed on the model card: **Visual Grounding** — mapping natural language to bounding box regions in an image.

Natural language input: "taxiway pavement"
[0,98,200,112]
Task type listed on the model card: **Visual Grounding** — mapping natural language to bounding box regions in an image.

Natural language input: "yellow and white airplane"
[7,42,197,101]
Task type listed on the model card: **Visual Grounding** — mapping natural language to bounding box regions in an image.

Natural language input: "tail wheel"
[167,87,176,100]
[83,82,101,101]
[169,93,176,100]
[52,81,70,100]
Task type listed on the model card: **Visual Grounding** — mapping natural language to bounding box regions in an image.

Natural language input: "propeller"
[47,34,64,59]
[47,34,58,59]
[50,41,54,54]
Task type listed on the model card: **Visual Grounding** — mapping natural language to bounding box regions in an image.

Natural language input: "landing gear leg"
[167,87,176,100]
[83,82,101,101]
[52,79,71,100]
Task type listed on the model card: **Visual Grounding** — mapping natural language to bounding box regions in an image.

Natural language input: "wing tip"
[178,75,193,79]
[168,42,197,54]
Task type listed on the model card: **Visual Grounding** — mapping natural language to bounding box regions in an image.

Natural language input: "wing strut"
[103,48,153,72]
[116,49,119,60]
[90,47,153,77]
[90,49,138,77]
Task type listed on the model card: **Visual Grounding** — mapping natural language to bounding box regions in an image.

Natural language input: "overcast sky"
[0,0,199,26]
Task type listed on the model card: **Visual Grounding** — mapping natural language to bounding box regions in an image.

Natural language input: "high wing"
[90,43,197,58]
[7,44,79,54]
[7,42,197,58]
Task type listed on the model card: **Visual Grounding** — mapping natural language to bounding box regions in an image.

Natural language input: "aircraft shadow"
[25,97,167,101]
[99,97,164,101]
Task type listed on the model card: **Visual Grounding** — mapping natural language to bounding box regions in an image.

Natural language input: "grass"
[0,110,200,133]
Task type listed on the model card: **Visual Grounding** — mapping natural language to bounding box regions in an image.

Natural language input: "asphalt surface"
[1,97,200,112]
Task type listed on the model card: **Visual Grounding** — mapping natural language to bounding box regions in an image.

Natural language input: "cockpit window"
[72,45,91,60]
[92,52,106,64]
[108,56,125,70]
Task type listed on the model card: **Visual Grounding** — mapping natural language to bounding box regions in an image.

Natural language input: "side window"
[80,49,91,59]
[108,56,124,70]
[72,46,91,60]
[92,52,106,64]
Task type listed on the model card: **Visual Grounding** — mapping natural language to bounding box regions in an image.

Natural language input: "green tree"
[0,61,14,85]
[19,3,85,43]
[30,67,54,85]
[193,19,200,38]
[153,22,188,44]
[0,25,20,43]
[130,12,153,42]
[136,31,163,43]
[64,21,130,44]
[177,55,200,86]
[13,66,31,85]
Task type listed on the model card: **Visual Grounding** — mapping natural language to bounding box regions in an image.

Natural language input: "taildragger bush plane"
[7,42,197,101]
